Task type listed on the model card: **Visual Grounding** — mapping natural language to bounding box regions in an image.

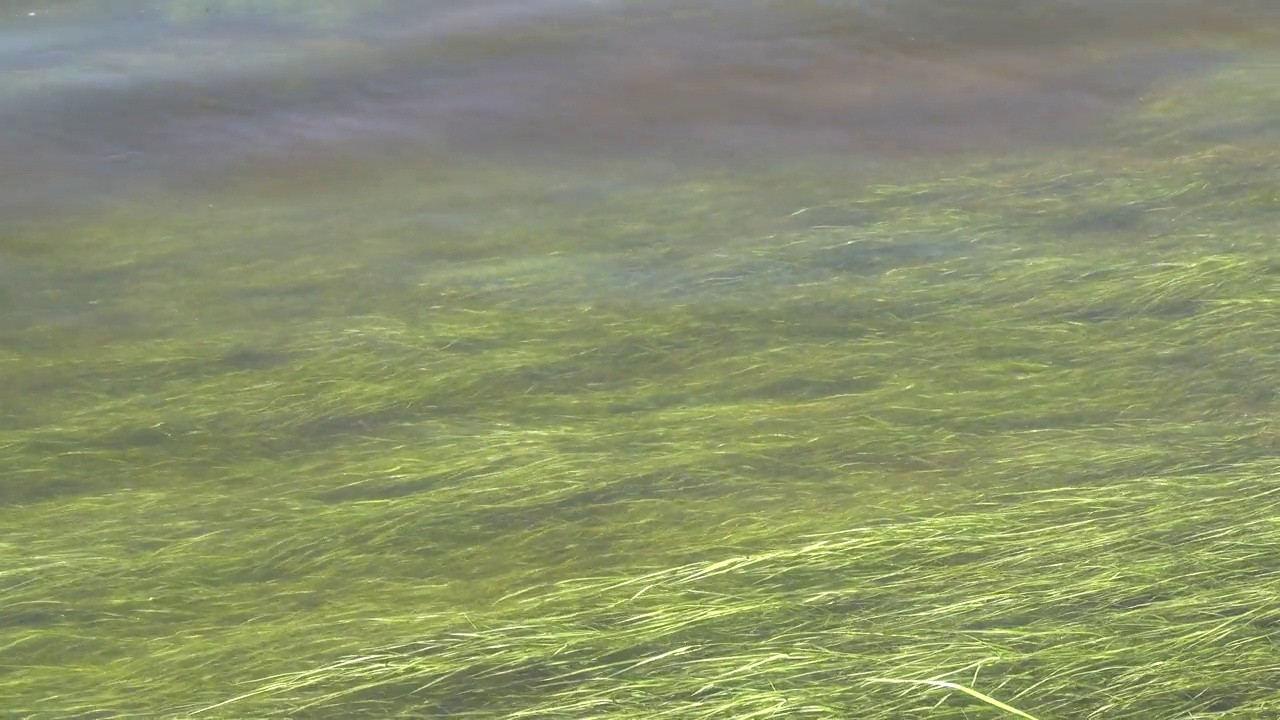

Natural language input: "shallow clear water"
[4,1,1273,207]
[1,1,1274,346]
[3,5,1278,715]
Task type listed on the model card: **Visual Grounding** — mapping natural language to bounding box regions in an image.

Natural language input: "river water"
[3,4,1278,714]
[1,0,1276,327]
[5,1,1275,204]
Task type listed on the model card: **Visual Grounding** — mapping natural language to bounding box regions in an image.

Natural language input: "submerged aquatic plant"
[2,55,1278,720]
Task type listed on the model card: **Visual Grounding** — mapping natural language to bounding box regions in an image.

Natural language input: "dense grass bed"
[2,59,1277,718]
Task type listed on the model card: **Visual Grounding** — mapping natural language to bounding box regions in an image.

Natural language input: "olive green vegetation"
[2,62,1278,718]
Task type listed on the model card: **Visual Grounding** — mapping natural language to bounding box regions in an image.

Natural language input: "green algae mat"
[2,61,1278,718]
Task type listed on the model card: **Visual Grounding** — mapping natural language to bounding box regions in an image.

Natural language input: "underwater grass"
[867,679,1043,720]
[166,464,1280,718]
[1,57,1278,718]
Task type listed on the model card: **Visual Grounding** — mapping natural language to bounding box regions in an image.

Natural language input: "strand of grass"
[867,678,1043,720]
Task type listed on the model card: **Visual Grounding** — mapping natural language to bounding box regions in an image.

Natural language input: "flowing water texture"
[2,0,1274,319]
[2,1,1278,717]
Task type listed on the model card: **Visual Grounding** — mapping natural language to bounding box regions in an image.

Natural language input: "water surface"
[3,3,1279,716]
[3,0,1275,340]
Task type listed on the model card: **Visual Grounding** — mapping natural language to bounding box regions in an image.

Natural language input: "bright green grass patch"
[1,57,1277,718]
